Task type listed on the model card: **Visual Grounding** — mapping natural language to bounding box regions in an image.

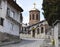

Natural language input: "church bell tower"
[29,3,40,25]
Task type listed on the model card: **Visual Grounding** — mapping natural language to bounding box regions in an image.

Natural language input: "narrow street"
[1,38,44,47]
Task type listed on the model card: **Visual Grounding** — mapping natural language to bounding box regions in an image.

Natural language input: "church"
[20,3,50,38]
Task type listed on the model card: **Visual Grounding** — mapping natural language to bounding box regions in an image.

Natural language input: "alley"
[1,38,44,47]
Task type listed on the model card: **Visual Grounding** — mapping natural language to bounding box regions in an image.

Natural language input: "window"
[58,37,60,39]
[36,14,38,20]
[7,8,10,16]
[13,11,15,18]
[22,27,23,31]
[37,28,39,34]
[32,14,34,20]
[25,28,26,31]
[0,17,4,26]
[20,13,23,22]
[30,14,31,20]
[41,27,44,33]
[7,8,15,18]
[11,11,15,18]
[10,23,14,30]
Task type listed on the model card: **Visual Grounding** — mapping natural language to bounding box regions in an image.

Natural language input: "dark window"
[32,14,34,20]
[37,28,39,34]
[20,13,23,22]
[36,14,38,20]
[7,8,10,16]
[22,27,23,31]
[58,37,60,39]
[12,11,15,18]
[41,27,44,33]
[30,14,31,20]
[25,28,26,31]
[0,17,4,26]
[28,30,31,34]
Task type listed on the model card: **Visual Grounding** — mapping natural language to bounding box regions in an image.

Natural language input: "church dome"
[29,3,40,12]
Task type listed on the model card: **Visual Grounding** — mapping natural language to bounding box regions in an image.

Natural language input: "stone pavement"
[0,40,21,46]
[1,38,44,47]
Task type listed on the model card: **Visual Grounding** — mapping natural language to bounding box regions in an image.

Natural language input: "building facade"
[0,0,23,42]
[20,20,49,39]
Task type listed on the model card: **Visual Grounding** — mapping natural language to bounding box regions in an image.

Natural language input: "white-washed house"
[0,0,23,42]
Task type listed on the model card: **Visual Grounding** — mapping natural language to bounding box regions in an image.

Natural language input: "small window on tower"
[32,14,34,20]
[30,14,31,20]
[36,14,38,20]
[0,17,4,26]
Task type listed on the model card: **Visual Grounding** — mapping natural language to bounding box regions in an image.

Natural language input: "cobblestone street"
[1,38,44,47]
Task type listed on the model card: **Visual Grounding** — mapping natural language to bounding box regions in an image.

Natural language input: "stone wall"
[0,32,20,42]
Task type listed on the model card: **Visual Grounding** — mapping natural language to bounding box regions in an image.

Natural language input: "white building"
[0,0,23,42]
[20,20,50,39]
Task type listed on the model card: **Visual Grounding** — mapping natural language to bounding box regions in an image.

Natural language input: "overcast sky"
[17,0,44,24]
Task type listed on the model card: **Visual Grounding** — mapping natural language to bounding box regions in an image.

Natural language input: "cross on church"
[33,3,36,8]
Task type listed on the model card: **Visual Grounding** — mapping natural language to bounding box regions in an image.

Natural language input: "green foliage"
[42,0,60,26]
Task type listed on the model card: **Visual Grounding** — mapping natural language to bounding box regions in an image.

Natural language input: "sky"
[17,0,44,24]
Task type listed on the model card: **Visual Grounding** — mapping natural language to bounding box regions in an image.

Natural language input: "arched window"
[41,27,44,33]
[36,14,38,20]
[32,14,34,20]
[37,28,39,34]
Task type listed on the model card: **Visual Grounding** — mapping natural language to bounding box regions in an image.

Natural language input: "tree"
[42,0,60,26]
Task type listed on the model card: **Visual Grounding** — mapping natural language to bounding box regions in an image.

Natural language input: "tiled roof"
[7,0,23,12]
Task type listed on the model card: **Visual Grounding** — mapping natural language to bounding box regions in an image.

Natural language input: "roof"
[53,20,60,26]
[29,9,40,12]
[27,20,46,28]
[7,0,23,12]
[29,7,40,12]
